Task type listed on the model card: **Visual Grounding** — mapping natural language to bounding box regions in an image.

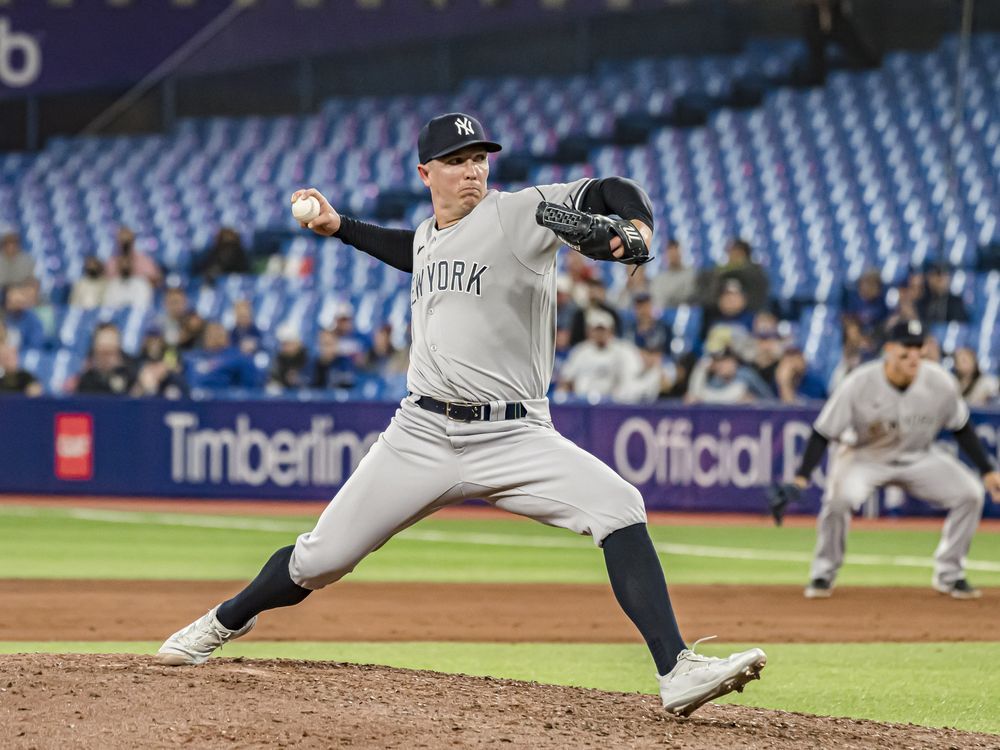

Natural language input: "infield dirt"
[2,579,997,642]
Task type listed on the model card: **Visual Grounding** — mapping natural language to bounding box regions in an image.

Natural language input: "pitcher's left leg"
[467,423,765,716]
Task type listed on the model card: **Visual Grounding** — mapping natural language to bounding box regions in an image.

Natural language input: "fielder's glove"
[766,482,802,527]
[535,202,651,266]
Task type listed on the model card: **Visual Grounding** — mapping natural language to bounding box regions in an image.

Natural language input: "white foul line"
[2,505,999,573]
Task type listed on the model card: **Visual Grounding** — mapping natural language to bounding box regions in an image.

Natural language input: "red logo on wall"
[54,413,93,481]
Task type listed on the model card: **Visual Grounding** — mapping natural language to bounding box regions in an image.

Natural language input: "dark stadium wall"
[0,0,996,149]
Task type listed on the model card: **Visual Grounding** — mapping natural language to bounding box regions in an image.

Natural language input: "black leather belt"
[413,395,527,422]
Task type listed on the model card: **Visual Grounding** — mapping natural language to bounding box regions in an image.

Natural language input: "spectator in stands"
[185,321,259,392]
[953,347,999,407]
[559,308,641,402]
[650,239,697,309]
[552,323,573,394]
[555,275,579,334]
[131,329,187,399]
[331,302,369,366]
[102,253,154,310]
[177,311,206,352]
[2,283,45,351]
[919,261,969,324]
[192,227,251,284]
[364,323,407,377]
[0,317,6,345]
[156,287,190,348]
[76,324,137,395]
[685,345,773,404]
[705,239,769,313]
[798,0,880,86]
[844,269,888,335]
[618,343,677,403]
[563,252,597,307]
[269,326,310,392]
[774,347,827,403]
[0,231,35,297]
[69,256,107,309]
[828,314,876,390]
[0,344,42,396]
[700,278,755,357]
[106,226,162,287]
[612,264,650,310]
[626,292,669,353]
[750,313,786,393]
[921,334,942,363]
[570,278,622,346]
[312,328,357,390]
[230,299,262,355]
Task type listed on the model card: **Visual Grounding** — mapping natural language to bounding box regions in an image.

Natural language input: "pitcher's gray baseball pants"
[289,397,647,589]
[810,445,984,586]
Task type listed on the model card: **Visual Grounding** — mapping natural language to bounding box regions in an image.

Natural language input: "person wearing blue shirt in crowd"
[330,302,369,367]
[627,292,670,353]
[185,321,259,392]
[844,269,888,335]
[2,284,46,352]
[774,347,827,403]
[310,328,357,390]
[230,299,263,355]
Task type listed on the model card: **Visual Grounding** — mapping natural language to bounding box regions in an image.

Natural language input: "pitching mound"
[2,655,997,749]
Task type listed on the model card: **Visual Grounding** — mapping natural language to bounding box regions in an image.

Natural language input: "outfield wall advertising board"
[2,397,999,517]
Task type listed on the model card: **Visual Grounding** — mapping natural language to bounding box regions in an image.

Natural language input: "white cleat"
[154,606,257,666]
[658,637,767,718]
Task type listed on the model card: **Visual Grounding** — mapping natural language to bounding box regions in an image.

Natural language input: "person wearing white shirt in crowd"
[650,239,697,309]
[69,256,107,309]
[102,254,153,310]
[559,308,641,402]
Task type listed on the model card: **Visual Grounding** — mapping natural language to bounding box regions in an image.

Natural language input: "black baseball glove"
[766,482,802,527]
[535,202,651,266]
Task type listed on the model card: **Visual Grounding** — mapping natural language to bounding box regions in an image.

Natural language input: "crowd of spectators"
[0,225,997,407]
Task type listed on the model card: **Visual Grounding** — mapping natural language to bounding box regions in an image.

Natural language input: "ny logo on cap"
[455,116,474,136]
[908,320,922,335]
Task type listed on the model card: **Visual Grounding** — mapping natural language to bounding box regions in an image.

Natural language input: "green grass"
[2,640,997,734]
[1,504,999,586]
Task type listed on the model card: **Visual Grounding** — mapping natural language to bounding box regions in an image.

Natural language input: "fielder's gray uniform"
[809,359,984,586]
[290,179,646,589]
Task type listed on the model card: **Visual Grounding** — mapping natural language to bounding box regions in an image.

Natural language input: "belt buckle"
[445,401,479,422]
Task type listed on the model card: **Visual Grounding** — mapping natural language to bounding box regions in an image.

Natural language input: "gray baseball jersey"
[809,358,983,587]
[407,178,594,408]
[813,359,969,462]
[290,177,647,590]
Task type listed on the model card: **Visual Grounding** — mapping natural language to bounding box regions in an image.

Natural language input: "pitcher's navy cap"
[887,319,926,347]
[418,113,502,164]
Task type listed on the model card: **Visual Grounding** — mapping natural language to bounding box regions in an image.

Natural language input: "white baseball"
[292,196,321,223]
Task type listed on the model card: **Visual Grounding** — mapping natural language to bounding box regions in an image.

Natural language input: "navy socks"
[603,523,687,675]
[216,545,311,630]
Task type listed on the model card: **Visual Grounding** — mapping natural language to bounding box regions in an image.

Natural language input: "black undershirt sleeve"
[334,216,415,273]
[795,429,830,480]
[953,420,997,475]
[577,177,654,230]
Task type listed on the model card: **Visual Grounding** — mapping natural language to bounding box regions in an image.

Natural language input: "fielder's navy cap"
[887,319,926,346]
[418,113,502,164]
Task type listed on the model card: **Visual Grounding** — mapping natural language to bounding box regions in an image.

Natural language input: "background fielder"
[154,112,767,718]
[771,319,1000,599]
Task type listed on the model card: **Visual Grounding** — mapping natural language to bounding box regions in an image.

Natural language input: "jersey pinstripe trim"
[572,178,597,209]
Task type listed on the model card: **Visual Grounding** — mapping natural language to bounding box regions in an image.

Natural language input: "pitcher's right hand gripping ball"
[766,483,801,527]
[535,202,651,266]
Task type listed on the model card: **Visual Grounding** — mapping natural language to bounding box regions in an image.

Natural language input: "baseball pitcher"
[154,113,766,717]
